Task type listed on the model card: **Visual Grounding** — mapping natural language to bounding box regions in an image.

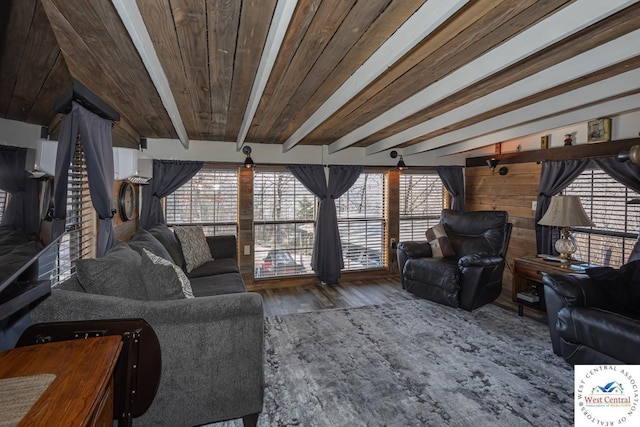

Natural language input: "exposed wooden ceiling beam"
[405,69,640,157]
[111,0,189,148]
[236,0,298,150]
[366,30,640,155]
[281,0,470,152]
[328,0,639,155]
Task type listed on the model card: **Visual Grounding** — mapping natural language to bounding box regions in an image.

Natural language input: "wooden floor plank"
[255,276,419,317]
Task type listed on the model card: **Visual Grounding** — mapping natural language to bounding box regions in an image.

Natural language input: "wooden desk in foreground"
[0,336,122,426]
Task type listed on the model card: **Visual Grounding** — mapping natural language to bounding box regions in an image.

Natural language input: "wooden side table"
[512,256,588,316]
[0,336,122,426]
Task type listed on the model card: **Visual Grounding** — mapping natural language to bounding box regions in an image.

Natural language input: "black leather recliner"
[397,210,512,311]
[542,241,640,365]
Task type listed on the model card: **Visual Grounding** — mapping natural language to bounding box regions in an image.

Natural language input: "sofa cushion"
[148,224,186,270]
[187,258,240,279]
[426,223,455,258]
[141,249,194,299]
[76,242,147,300]
[190,273,246,296]
[128,228,173,262]
[56,276,85,292]
[173,225,213,273]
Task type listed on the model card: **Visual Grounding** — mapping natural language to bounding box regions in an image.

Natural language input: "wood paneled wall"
[465,137,640,313]
[465,162,541,310]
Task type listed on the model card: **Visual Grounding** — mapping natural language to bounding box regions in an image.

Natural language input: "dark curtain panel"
[140,159,203,230]
[51,109,79,241]
[0,146,39,234]
[437,166,465,211]
[51,102,116,257]
[593,156,640,194]
[286,164,328,279]
[287,165,362,284]
[535,159,588,254]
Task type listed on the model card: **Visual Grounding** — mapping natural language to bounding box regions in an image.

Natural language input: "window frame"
[563,166,640,267]
[336,171,387,271]
[399,170,447,242]
[253,167,317,279]
[165,164,239,237]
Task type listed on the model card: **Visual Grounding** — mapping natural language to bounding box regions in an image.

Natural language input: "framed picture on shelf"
[540,135,549,149]
[587,118,611,143]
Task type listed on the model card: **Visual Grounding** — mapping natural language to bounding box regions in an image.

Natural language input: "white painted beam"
[236,0,298,150]
[430,93,640,158]
[328,0,639,154]
[401,68,640,156]
[281,0,470,152]
[112,0,190,149]
[365,30,640,155]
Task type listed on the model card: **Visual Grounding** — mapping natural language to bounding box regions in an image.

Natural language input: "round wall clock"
[118,182,136,221]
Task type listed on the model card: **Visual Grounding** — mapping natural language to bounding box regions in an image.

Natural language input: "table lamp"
[538,195,594,260]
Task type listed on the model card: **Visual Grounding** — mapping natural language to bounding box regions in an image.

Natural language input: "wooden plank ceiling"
[1,0,639,156]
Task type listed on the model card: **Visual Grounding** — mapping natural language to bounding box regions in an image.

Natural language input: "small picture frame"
[587,118,611,143]
[540,135,549,149]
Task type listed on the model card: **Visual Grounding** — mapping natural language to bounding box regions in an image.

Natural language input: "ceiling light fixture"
[242,146,255,169]
[390,150,407,170]
[486,158,499,172]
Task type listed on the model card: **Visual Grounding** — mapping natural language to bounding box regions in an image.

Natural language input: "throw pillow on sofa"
[148,224,187,270]
[426,223,455,258]
[141,249,194,299]
[76,242,148,300]
[128,228,174,262]
[173,225,213,273]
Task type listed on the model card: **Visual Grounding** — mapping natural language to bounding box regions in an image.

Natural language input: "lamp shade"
[538,195,594,227]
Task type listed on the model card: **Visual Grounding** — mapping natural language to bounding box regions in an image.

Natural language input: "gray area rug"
[216,300,573,426]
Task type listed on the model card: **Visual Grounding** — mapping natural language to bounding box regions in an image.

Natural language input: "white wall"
[458,109,640,159]
[144,137,465,167]
[3,109,639,167]
[0,119,42,148]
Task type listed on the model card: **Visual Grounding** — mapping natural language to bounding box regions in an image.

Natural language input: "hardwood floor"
[254,276,418,317]
[253,275,542,323]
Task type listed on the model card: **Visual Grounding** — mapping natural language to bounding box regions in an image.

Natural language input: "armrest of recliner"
[397,241,432,289]
[542,272,603,308]
[397,241,432,259]
[558,306,640,364]
[542,272,604,357]
[457,253,503,268]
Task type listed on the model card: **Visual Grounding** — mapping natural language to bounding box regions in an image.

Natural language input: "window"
[564,168,640,267]
[0,189,7,223]
[399,172,446,241]
[51,139,96,285]
[336,172,385,270]
[254,169,315,278]
[165,166,238,236]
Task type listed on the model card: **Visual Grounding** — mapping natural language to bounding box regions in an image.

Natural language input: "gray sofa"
[29,225,264,427]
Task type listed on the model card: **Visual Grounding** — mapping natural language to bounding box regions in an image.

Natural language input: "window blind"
[0,189,7,223]
[336,172,386,270]
[254,170,315,278]
[399,173,445,241]
[564,168,640,267]
[166,166,238,236]
[50,139,95,285]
